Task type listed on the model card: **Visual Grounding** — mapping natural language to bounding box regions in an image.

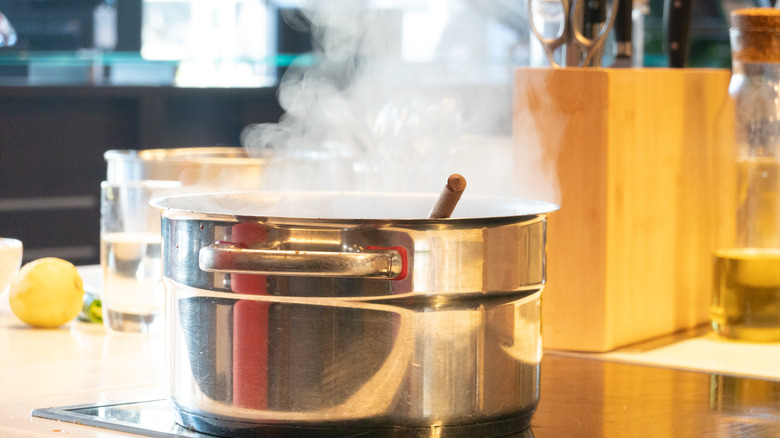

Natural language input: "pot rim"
[151,190,559,223]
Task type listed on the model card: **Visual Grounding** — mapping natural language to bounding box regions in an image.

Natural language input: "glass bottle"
[711,8,780,341]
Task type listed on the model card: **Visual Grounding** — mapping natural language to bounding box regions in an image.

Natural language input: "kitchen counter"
[2,268,780,437]
[0,303,166,437]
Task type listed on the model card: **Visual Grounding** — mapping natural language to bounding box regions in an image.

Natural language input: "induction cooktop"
[32,399,202,438]
[33,399,536,438]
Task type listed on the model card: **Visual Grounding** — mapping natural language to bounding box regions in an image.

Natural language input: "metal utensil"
[583,0,608,66]
[155,191,557,437]
[611,0,634,67]
[664,0,694,67]
[528,0,619,68]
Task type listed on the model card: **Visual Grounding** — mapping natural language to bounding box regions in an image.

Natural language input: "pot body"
[104,147,267,191]
[157,192,554,437]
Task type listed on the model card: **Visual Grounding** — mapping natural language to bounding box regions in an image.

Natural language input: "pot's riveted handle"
[199,243,408,280]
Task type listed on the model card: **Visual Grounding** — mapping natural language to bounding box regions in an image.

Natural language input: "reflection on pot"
[168,283,541,435]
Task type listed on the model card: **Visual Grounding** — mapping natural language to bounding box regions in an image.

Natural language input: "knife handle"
[665,0,694,68]
[615,0,633,46]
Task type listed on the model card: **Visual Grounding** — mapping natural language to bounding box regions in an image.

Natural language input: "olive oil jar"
[711,8,780,341]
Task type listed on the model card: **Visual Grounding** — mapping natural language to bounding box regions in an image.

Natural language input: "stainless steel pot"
[153,191,557,437]
[104,147,267,191]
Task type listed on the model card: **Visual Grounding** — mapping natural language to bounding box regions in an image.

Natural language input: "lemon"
[9,257,85,327]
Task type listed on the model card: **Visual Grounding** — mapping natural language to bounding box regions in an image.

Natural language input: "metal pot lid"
[151,191,558,222]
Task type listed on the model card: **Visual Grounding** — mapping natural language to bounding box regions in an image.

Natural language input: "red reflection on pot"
[231,222,270,410]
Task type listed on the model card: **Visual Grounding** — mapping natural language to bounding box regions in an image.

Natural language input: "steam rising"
[242,0,555,200]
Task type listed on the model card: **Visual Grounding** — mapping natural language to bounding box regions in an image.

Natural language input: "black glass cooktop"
[33,399,536,438]
[32,399,203,438]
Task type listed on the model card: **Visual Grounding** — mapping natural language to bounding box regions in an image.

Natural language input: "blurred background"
[0,0,750,71]
[0,0,765,266]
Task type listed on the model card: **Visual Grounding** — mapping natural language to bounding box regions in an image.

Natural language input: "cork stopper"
[730,8,780,63]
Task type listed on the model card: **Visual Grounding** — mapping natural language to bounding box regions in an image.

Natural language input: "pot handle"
[199,243,407,280]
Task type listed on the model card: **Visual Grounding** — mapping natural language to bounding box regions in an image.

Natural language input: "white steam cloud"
[242,0,556,199]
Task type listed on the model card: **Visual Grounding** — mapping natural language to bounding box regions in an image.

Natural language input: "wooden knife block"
[513,67,735,352]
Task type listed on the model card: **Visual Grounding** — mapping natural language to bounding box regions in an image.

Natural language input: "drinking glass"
[100,180,180,334]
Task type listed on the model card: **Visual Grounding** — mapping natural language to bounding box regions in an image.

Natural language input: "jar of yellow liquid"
[712,248,780,341]
[711,8,780,341]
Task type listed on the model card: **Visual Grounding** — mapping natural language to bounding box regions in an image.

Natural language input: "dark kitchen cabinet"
[0,85,283,265]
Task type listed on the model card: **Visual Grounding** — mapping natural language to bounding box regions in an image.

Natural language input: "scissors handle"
[569,0,619,67]
[527,0,570,68]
